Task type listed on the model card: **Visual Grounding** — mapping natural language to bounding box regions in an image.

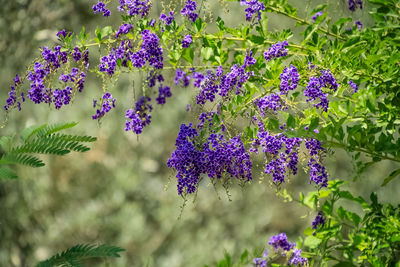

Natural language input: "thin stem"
[266,6,345,41]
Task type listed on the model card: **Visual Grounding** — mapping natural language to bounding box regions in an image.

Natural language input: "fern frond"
[0,136,13,152]
[0,153,44,167]
[36,122,79,137]
[35,244,125,267]
[0,167,18,179]
[12,140,70,155]
[51,133,97,143]
[20,124,47,141]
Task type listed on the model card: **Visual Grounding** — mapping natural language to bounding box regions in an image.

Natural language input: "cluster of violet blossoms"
[280,64,300,95]
[254,233,307,266]
[254,94,286,116]
[5,74,24,111]
[125,96,153,134]
[193,52,256,105]
[312,11,323,23]
[240,0,265,22]
[181,34,193,48]
[181,0,198,22]
[167,122,252,195]
[92,92,116,120]
[160,11,174,25]
[304,69,338,112]
[348,0,363,11]
[7,33,89,112]
[93,1,111,17]
[264,41,289,61]
[118,0,152,17]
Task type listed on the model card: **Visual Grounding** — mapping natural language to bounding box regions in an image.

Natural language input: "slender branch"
[266,6,345,41]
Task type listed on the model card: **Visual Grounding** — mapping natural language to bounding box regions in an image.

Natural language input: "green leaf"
[182,48,194,64]
[304,235,322,249]
[0,167,18,179]
[381,168,400,186]
[202,47,213,61]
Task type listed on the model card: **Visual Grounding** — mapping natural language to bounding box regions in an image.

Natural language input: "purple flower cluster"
[253,250,268,267]
[156,85,172,104]
[4,74,24,111]
[348,0,363,11]
[56,29,72,39]
[53,68,86,109]
[92,92,116,119]
[304,69,338,112]
[195,53,255,104]
[254,233,307,266]
[181,0,198,22]
[175,69,191,87]
[115,23,133,38]
[167,123,252,195]
[254,94,286,116]
[355,21,363,30]
[99,40,132,75]
[250,121,302,184]
[268,233,296,252]
[93,1,111,17]
[305,139,328,187]
[280,64,299,94]
[53,86,72,110]
[312,211,326,230]
[348,80,358,93]
[240,0,265,22]
[125,96,153,134]
[264,41,289,61]
[160,11,174,25]
[312,11,323,23]
[288,249,308,266]
[181,34,193,48]
[118,0,152,17]
[138,30,164,69]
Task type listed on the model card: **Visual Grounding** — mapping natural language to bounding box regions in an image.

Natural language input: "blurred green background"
[0,0,399,266]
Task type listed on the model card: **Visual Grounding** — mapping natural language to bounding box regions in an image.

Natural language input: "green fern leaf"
[0,153,45,167]
[35,244,125,267]
[51,133,97,143]
[37,122,79,137]
[0,167,18,179]
[20,124,47,141]
[0,136,13,152]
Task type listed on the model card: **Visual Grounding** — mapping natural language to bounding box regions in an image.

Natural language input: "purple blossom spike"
[118,0,152,17]
[279,64,299,94]
[160,11,174,25]
[181,34,193,48]
[264,41,289,61]
[254,94,285,115]
[348,0,363,11]
[93,1,111,17]
[312,11,323,23]
[92,92,116,119]
[125,96,152,134]
[312,211,326,230]
[288,249,308,266]
[115,23,133,38]
[348,80,358,93]
[268,233,295,251]
[181,0,198,22]
[240,0,265,22]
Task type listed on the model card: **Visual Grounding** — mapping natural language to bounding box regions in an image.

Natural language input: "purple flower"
[279,64,299,94]
[118,0,152,17]
[355,21,363,30]
[244,51,256,67]
[253,258,267,267]
[175,69,191,87]
[156,85,172,104]
[348,0,363,11]
[254,94,285,115]
[268,233,295,252]
[92,92,116,119]
[160,11,174,25]
[312,211,326,230]
[288,249,308,266]
[125,96,152,134]
[181,34,193,48]
[181,0,198,22]
[240,0,265,22]
[93,1,111,17]
[264,41,289,61]
[4,74,24,111]
[53,86,72,109]
[72,46,82,62]
[56,29,72,38]
[312,11,323,23]
[115,23,133,38]
[348,80,358,93]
